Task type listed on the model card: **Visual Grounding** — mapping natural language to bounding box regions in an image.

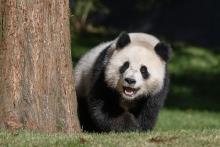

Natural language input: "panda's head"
[105,32,171,100]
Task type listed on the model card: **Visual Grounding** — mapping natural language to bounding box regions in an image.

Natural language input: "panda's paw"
[122,112,140,131]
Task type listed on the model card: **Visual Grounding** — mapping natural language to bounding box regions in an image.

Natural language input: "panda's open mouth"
[123,87,140,97]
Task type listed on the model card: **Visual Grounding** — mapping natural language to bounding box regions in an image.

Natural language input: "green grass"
[156,109,220,131]
[0,109,220,146]
[1,130,220,147]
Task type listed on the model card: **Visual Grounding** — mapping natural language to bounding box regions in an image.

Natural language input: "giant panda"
[74,32,171,132]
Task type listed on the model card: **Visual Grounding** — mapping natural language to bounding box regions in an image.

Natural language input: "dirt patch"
[79,137,87,144]
[149,136,178,144]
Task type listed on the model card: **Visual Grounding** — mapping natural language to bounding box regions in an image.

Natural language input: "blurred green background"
[70,0,220,111]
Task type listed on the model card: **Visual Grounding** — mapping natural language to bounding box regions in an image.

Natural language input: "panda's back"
[74,41,112,98]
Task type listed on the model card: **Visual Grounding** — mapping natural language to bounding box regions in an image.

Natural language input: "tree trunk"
[0,0,80,133]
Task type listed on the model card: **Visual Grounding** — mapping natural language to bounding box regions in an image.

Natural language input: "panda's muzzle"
[123,86,140,97]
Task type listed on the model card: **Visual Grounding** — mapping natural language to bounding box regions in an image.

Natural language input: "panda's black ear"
[116,32,131,49]
[154,42,172,62]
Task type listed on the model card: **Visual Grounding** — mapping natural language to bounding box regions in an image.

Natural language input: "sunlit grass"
[1,109,220,147]
[156,109,220,131]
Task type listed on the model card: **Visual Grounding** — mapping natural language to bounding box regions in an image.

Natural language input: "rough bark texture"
[0,0,80,133]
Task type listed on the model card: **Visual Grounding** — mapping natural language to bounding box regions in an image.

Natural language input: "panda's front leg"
[88,98,140,132]
[112,112,140,132]
[138,100,161,131]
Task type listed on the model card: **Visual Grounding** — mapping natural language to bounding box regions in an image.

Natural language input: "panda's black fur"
[76,32,171,132]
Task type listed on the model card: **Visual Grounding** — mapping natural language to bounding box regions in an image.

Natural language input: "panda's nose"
[125,78,136,84]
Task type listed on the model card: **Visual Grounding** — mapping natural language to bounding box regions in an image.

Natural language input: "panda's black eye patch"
[119,61,129,73]
[140,65,149,79]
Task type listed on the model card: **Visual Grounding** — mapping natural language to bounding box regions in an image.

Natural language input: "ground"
[0,32,219,146]
[0,109,220,146]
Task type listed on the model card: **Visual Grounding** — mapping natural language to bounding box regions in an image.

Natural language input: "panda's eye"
[140,65,149,79]
[119,61,129,73]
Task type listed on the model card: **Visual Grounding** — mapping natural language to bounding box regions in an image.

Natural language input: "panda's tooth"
[124,89,134,96]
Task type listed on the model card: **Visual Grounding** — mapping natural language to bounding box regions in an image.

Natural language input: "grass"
[1,32,220,146]
[158,109,220,131]
[0,109,220,146]
[1,130,220,147]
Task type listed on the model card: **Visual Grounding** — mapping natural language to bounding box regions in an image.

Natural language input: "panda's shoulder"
[75,42,110,76]
[75,41,112,70]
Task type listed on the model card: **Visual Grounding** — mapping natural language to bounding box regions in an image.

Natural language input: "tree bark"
[0,0,80,133]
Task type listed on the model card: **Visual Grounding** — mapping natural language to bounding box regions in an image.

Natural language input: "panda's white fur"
[75,33,164,100]
[74,41,113,98]
[106,43,166,100]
